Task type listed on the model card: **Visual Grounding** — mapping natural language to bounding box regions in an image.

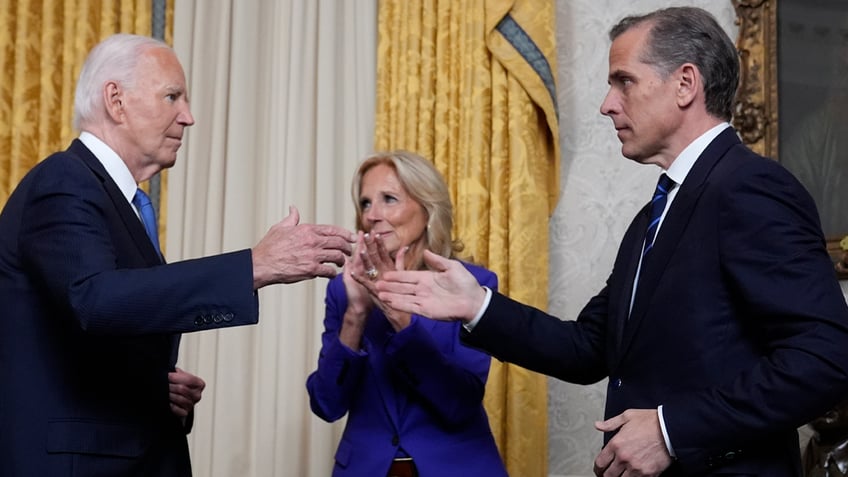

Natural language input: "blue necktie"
[132,188,161,256]
[642,174,675,257]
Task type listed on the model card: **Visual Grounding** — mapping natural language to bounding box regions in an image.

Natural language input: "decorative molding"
[731,0,778,158]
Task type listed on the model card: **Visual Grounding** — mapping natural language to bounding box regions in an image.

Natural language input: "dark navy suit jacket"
[0,140,259,476]
[463,128,848,476]
[307,263,508,477]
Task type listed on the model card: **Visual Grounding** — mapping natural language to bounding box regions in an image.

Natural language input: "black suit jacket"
[464,128,848,476]
[0,140,259,476]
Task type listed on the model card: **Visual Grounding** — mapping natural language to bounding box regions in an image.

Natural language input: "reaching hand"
[375,249,485,322]
[168,368,206,418]
[252,206,355,289]
[593,409,672,477]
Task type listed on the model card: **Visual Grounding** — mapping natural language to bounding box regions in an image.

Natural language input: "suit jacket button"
[194,316,204,326]
[213,313,223,323]
[223,312,234,322]
[203,314,212,324]
[614,378,623,388]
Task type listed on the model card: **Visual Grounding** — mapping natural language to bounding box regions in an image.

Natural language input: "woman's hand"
[339,232,411,343]
[353,234,412,331]
[342,231,372,315]
[339,232,373,350]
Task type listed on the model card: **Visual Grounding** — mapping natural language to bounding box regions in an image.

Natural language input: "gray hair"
[73,34,172,131]
[609,7,739,121]
[351,151,463,269]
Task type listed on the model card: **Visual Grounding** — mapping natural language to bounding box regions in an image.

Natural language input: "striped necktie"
[642,174,675,257]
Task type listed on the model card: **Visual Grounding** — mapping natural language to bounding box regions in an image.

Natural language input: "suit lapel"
[70,141,176,366]
[620,128,741,354]
[612,210,649,351]
[69,140,163,266]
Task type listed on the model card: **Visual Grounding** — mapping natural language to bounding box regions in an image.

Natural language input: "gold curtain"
[0,0,173,243]
[374,1,559,475]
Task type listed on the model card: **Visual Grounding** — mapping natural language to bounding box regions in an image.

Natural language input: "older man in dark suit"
[0,34,353,476]
[375,7,848,477]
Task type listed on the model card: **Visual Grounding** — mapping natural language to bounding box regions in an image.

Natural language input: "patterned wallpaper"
[548,2,739,475]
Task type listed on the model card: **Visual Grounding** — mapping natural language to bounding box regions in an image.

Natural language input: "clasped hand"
[344,231,410,330]
[168,367,206,418]
[593,409,672,477]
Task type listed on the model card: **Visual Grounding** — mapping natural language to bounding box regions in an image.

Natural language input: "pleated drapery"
[374,1,559,475]
[171,2,377,475]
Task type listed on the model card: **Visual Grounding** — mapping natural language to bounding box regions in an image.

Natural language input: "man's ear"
[676,63,699,109]
[103,81,124,122]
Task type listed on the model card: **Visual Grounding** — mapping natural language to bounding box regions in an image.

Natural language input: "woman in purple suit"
[306,151,508,477]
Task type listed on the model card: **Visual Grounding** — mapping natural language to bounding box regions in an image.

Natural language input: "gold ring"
[365,267,379,280]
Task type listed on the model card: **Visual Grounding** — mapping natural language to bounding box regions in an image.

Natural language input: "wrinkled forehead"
[607,26,651,72]
[136,47,187,85]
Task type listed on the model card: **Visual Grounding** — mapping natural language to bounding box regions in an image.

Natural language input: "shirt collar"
[665,122,730,185]
[78,131,138,204]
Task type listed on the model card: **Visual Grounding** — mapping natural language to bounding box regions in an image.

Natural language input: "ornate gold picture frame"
[732,0,778,158]
[732,0,848,279]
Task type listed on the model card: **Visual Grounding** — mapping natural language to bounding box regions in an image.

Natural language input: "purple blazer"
[306,262,508,477]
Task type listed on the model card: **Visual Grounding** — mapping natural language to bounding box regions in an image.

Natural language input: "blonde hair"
[351,151,463,270]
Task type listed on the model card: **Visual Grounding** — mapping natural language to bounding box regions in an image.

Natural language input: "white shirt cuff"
[462,286,492,332]
[657,405,676,458]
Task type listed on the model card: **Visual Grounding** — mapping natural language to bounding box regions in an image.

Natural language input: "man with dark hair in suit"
[375,7,848,477]
[0,33,353,476]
